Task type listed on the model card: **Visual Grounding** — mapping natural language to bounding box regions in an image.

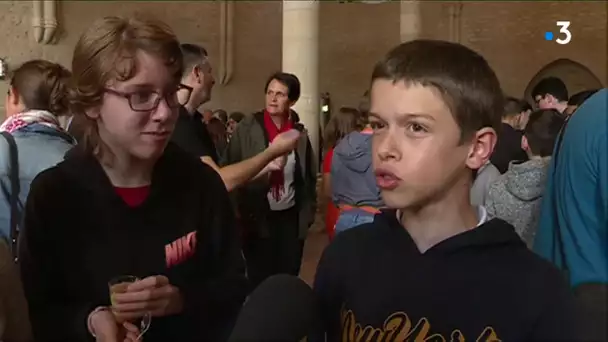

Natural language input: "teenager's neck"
[182,101,197,116]
[99,151,155,188]
[269,112,287,128]
[178,82,202,116]
[501,117,518,128]
[555,102,568,114]
[399,180,478,253]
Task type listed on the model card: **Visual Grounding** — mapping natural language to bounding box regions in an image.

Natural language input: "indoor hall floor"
[299,176,331,286]
[299,230,329,286]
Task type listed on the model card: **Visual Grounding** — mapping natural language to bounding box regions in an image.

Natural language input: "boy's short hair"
[503,96,529,118]
[524,109,564,157]
[371,40,504,143]
[531,77,568,102]
[180,43,208,77]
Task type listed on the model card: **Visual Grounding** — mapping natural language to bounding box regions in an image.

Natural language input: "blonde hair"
[68,15,183,156]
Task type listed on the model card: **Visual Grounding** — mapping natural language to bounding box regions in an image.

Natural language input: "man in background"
[490,97,529,174]
[531,77,569,114]
[485,108,563,248]
[172,43,298,191]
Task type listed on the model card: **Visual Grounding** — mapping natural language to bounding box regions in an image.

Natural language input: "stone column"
[448,1,463,43]
[282,0,320,168]
[400,0,421,43]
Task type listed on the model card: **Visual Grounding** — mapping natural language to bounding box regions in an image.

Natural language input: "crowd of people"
[0,13,606,342]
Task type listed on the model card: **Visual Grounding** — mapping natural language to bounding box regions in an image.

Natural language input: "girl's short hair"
[68,15,183,156]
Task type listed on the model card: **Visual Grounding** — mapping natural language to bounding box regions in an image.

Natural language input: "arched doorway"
[524,59,603,103]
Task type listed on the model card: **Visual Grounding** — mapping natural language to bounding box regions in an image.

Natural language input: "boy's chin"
[382,190,436,213]
[382,191,416,210]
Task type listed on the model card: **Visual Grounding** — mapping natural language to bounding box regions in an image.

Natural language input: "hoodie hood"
[331,130,383,207]
[334,131,372,173]
[380,210,525,255]
[60,142,193,203]
[505,158,550,201]
[430,218,525,255]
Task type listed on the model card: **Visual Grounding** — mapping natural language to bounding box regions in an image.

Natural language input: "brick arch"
[524,59,603,103]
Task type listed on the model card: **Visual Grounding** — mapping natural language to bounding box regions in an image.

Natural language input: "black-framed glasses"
[104,83,193,112]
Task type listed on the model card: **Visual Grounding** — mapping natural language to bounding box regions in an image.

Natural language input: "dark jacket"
[491,123,528,174]
[312,213,577,341]
[222,111,317,239]
[19,143,247,342]
[170,107,219,163]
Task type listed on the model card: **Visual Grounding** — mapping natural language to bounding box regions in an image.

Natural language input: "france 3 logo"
[544,21,572,45]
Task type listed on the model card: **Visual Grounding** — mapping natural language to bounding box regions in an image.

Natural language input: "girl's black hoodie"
[19,143,247,342]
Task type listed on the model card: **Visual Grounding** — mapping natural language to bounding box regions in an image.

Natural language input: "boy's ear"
[192,65,203,83]
[8,86,20,106]
[465,127,497,170]
[521,135,529,152]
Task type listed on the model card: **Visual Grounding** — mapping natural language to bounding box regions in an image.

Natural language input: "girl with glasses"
[19,15,247,342]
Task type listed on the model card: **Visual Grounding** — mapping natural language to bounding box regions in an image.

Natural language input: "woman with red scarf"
[223,72,317,291]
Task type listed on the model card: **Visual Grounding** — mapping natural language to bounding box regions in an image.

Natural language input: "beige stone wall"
[0,1,284,116]
[0,1,399,117]
[401,1,607,98]
[456,1,607,98]
[319,1,400,111]
[0,1,605,118]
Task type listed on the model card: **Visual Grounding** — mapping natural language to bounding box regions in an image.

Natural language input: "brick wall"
[0,1,605,117]
[457,1,607,97]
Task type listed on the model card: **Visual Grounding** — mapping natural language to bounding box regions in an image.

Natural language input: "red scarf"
[263,110,293,201]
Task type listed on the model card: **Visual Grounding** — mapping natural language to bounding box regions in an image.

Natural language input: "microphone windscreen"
[228,274,319,342]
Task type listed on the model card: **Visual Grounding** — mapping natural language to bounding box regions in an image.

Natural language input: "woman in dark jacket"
[223,72,316,291]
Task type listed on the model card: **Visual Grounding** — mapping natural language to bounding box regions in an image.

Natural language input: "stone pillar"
[448,1,463,43]
[282,0,320,168]
[400,0,421,43]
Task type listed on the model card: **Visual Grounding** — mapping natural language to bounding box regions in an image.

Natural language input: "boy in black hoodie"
[312,40,577,341]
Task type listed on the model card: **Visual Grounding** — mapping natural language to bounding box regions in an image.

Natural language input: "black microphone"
[228,274,319,342]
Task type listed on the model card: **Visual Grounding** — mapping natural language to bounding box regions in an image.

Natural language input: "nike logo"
[165,231,197,268]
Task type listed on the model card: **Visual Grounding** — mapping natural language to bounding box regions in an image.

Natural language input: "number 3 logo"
[556,21,572,45]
